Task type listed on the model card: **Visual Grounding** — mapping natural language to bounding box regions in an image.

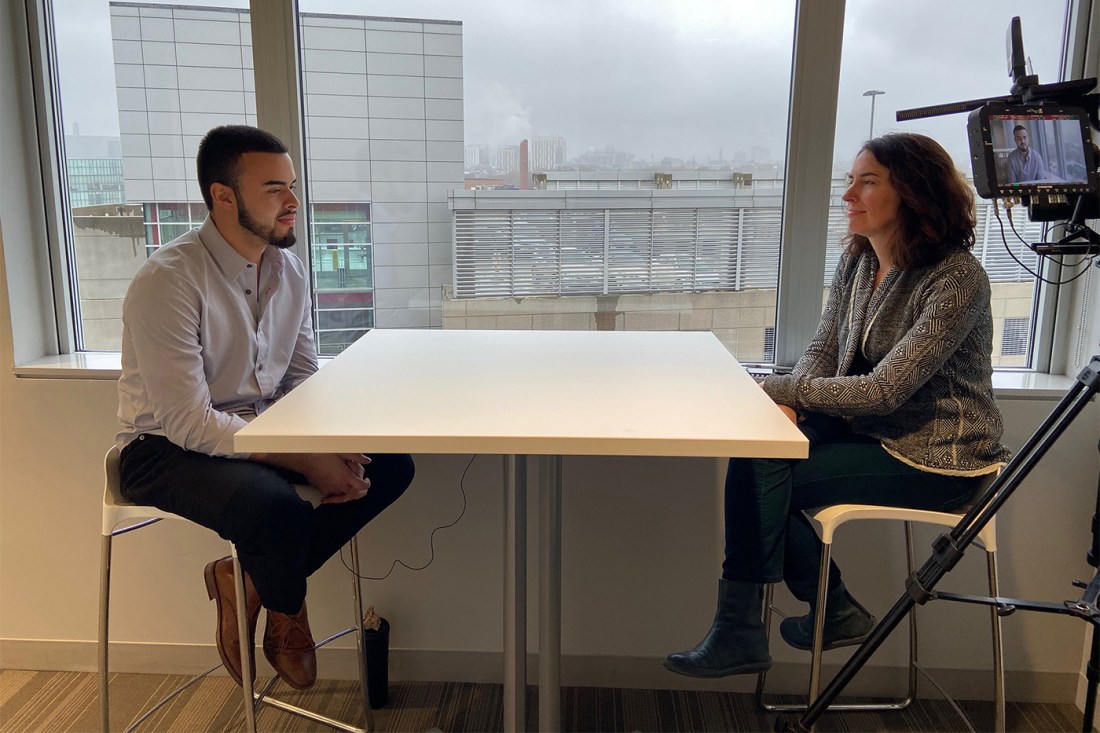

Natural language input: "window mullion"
[1046,0,1096,374]
[774,0,846,367]
[26,0,76,354]
[249,0,312,272]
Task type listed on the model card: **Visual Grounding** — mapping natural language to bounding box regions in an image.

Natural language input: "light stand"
[776,352,1100,732]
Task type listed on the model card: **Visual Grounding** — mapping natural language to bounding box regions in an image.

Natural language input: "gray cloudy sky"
[55,0,1068,169]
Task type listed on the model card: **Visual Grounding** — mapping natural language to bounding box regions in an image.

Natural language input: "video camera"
[899,17,1099,256]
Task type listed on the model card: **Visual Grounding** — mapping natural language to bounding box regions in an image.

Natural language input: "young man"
[116,125,414,690]
[1007,124,1051,183]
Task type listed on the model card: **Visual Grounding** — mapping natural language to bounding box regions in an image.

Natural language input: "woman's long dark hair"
[844,132,976,270]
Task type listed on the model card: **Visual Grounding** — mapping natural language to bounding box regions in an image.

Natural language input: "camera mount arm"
[1029,191,1100,257]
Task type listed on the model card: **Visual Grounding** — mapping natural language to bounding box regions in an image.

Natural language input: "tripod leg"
[1085,434,1100,733]
[1084,623,1099,733]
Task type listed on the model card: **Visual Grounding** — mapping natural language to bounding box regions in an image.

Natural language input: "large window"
[52,0,254,350]
[300,0,798,362]
[35,0,1085,369]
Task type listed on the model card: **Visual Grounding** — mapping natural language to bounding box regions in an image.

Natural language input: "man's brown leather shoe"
[263,603,317,690]
[203,557,261,686]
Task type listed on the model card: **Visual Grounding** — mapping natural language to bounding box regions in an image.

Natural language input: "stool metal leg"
[810,525,915,711]
[807,540,833,704]
[901,521,919,707]
[987,549,1006,733]
[754,584,785,709]
[231,548,258,733]
[349,534,375,732]
[808,528,917,711]
[756,528,917,712]
[244,537,372,733]
[99,534,113,733]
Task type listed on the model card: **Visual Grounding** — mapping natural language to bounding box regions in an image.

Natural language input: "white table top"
[234,329,809,459]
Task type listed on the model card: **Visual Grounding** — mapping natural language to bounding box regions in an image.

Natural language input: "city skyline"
[456,135,780,177]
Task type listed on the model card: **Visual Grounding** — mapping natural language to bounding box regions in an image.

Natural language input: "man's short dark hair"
[196,125,288,210]
[1013,124,1027,134]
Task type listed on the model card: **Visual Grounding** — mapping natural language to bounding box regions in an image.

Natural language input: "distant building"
[445,183,1043,368]
[67,158,126,209]
[492,145,519,173]
[463,176,504,190]
[576,145,634,170]
[536,170,761,190]
[530,135,566,171]
[65,134,125,209]
[464,143,489,170]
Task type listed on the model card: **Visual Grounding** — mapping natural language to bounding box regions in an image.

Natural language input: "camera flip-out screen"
[967,104,1096,199]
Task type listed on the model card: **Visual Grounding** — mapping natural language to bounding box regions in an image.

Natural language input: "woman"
[664,132,1011,678]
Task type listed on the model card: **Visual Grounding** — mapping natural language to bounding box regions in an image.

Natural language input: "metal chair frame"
[755,499,1005,733]
[99,445,375,733]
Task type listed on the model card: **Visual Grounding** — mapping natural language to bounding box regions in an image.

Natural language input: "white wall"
[3,0,1099,705]
[1,327,1097,702]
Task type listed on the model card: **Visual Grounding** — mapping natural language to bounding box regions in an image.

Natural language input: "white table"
[235,329,808,732]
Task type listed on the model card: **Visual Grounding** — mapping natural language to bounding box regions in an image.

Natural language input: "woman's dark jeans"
[722,416,980,601]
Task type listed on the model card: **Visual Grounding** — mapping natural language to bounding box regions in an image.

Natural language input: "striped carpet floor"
[0,669,1085,732]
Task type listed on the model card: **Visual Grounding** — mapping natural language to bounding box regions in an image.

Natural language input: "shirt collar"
[197,216,285,280]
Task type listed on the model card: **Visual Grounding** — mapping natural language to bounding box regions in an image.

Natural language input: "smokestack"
[519,139,529,190]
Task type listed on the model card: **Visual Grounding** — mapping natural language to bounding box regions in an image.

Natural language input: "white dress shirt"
[1007,147,1050,183]
[117,217,317,458]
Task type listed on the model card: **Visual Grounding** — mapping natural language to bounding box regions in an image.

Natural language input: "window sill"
[14,352,124,379]
[990,370,1079,400]
[13,353,1082,400]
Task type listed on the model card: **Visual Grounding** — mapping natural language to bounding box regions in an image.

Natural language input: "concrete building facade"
[445,184,1043,367]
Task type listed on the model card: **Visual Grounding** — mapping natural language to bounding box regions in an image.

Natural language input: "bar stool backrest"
[102,445,184,535]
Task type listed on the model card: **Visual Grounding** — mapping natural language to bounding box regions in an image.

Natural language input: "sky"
[53,0,1070,170]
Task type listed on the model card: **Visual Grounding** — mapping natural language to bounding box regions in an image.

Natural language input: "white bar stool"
[755,475,1005,733]
[99,445,376,733]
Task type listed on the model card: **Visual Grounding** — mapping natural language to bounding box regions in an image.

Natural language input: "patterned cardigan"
[763,246,1011,475]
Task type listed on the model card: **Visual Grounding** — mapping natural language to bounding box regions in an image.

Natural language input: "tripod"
[777,353,1100,733]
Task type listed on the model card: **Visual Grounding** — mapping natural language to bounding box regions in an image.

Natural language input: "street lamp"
[862,89,885,140]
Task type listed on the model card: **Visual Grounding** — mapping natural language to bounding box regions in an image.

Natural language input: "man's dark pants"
[119,434,414,613]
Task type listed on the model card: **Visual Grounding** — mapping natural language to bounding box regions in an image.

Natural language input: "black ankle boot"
[663,579,772,678]
[779,583,875,651]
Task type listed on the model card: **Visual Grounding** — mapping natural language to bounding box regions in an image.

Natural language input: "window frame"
[24,0,79,355]
[15,0,1097,374]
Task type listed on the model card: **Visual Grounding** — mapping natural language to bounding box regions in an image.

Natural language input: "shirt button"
[245,289,252,294]
[258,363,264,371]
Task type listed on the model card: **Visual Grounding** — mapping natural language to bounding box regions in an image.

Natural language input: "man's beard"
[236,198,296,249]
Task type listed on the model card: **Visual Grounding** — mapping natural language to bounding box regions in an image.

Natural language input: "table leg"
[539,456,562,733]
[504,456,527,733]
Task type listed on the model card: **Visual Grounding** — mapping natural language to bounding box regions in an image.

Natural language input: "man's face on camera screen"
[1013,128,1030,153]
